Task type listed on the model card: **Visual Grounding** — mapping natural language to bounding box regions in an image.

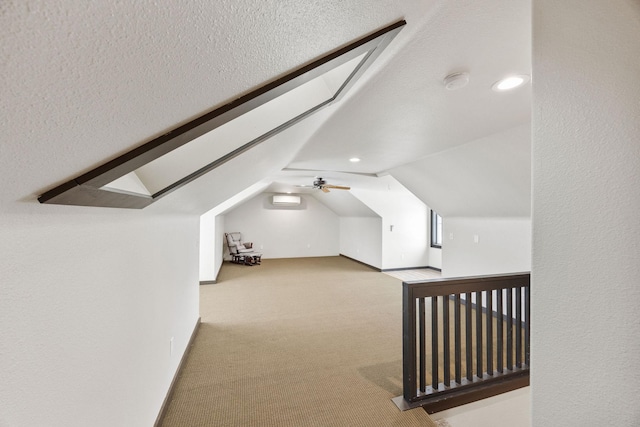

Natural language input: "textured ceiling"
[2,0,532,217]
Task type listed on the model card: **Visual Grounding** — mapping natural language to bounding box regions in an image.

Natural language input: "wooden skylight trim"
[38,20,406,208]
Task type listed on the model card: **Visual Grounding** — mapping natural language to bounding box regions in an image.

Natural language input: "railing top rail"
[403,272,530,298]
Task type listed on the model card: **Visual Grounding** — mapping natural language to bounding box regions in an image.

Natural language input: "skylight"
[38,21,406,208]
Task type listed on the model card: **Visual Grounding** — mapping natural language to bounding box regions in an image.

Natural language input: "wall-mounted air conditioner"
[272,194,301,206]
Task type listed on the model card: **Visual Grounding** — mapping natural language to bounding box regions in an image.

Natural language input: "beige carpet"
[161,256,436,427]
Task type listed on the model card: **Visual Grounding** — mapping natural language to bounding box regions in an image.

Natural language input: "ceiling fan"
[296,177,351,193]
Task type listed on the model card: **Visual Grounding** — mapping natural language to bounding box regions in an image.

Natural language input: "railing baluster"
[497,288,504,373]
[419,298,426,392]
[465,292,472,381]
[401,283,417,403]
[486,289,493,376]
[432,296,439,390]
[525,285,530,366]
[443,295,451,387]
[507,287,513,370]
[475,291,483,379]
[396,273,530,412]
[454,294,462,384]
[516,287,522,368]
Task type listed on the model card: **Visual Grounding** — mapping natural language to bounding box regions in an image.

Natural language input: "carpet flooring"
[160,256,436,426]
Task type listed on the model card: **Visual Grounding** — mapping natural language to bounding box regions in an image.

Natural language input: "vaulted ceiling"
[3,0,531,217]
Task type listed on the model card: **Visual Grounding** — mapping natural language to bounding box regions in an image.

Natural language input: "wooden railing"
[393,273,530,413]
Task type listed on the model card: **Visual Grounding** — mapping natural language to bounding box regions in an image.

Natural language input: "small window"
[431,210,442,248]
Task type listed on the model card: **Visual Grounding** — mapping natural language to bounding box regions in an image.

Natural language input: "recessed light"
[492,75,530,91]
[349,157,361,163]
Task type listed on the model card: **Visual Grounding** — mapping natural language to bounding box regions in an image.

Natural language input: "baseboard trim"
[199,261,223,285]
[339,254,381,271]
[382,266,434,272]
[424,371,529,414]
[392,369,529,413]
[339,255,442,273]
[154,316,201,427]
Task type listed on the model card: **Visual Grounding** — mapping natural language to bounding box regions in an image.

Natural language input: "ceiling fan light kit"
[296,177,351,193]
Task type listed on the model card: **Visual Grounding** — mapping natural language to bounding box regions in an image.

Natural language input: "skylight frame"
[38,20,406,209]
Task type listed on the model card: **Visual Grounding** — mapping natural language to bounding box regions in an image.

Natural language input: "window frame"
[430,210,442,248]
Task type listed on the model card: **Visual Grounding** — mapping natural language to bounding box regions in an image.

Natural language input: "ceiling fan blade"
[321,187,330,193]
[323,185,351,190]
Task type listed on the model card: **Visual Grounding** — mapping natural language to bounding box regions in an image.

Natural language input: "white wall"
[432,387,530,427]
[199,212,225,282]
[224,193,339,259]
[0,208,200,427]
[532,1,640,425]
[351,175,430,270]
[199,210,216,281]
[429,246,442,270]
[339,217,383,269]
[213,215,226,278]
[442,217,531,277]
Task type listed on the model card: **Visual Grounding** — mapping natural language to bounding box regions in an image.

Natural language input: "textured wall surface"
[532,1,640,425]
[0,209,200,426]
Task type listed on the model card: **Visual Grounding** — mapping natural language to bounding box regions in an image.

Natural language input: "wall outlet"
[170,337,174,356]
[474,234,479,243]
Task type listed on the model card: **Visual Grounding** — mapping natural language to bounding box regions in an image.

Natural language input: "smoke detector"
[443,72,470,90]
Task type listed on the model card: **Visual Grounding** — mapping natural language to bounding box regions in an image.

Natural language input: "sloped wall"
[389,124,531,218]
